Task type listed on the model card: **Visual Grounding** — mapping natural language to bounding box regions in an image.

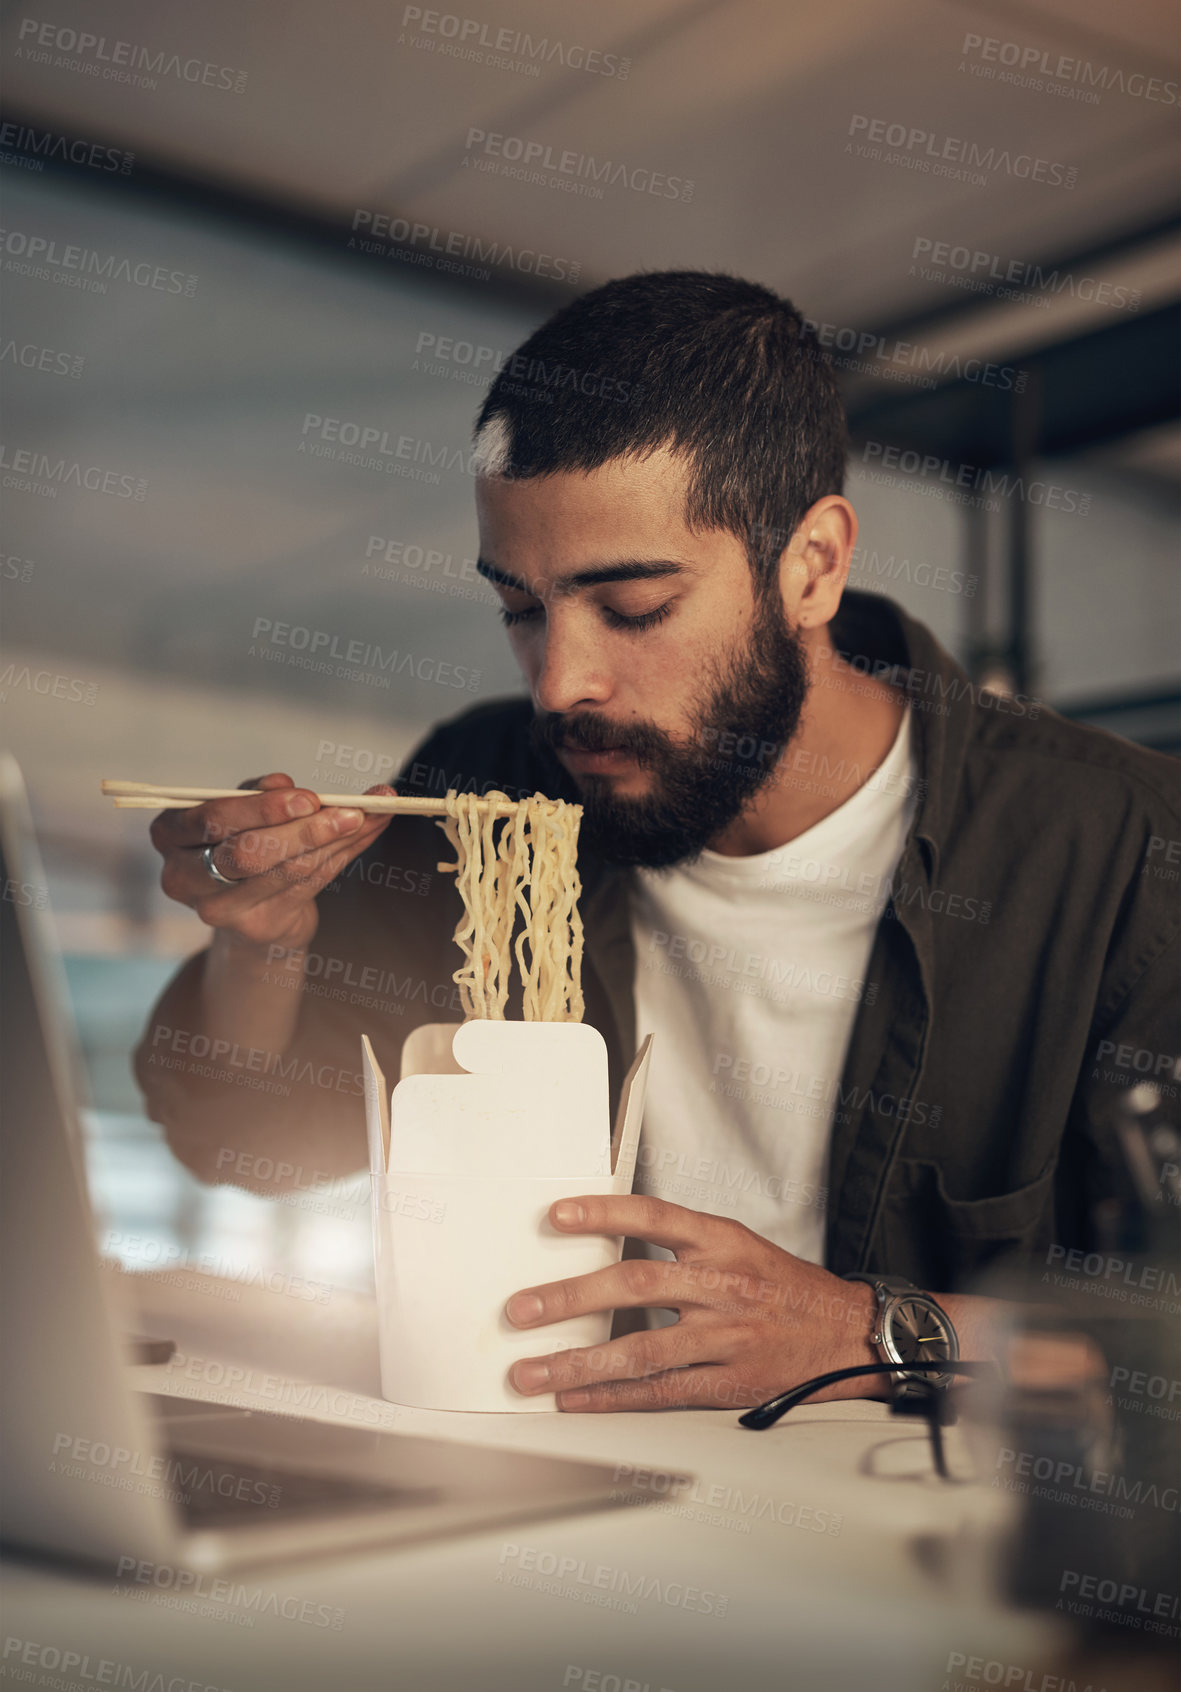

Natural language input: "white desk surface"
[3,1269,1069,1692]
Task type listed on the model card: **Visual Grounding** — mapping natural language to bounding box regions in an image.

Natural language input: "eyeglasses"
[739,1360,1000,1480]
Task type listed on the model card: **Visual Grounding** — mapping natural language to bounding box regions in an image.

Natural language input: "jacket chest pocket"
[879,1155,1058,1290]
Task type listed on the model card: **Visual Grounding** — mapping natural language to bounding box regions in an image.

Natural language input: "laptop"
[0,754,656,1574]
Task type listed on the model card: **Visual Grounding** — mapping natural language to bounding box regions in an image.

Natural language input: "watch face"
[883,1296,956,1368]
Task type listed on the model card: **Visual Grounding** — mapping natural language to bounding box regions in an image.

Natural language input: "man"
[135,271,1179,1414]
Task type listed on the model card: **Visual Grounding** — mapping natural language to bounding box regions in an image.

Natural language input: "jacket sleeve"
[132,743,467,1192]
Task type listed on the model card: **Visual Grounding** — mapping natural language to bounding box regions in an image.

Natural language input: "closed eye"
[498,602,673,632]
[603,603,673,632]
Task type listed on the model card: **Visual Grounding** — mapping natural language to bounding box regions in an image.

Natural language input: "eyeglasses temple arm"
[738,1359,999,1430]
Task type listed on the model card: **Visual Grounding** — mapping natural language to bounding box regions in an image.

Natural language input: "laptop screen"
[0,753,176,1566]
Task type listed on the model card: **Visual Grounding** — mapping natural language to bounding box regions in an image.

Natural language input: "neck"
[709,626,907,857]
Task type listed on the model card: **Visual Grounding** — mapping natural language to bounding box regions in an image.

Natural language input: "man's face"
[475,447,810,867]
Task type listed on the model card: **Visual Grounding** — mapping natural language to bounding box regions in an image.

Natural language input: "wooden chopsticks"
[100,780,521,817]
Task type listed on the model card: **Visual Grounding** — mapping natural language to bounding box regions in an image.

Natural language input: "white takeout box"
[362,1020,653,1412]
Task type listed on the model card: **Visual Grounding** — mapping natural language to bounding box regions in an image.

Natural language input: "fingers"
[160,806,366,907]
[238,771,295,792]
[197,832,379,947]
[206,807,366,881]
[508,1323,709,1399]
[155,777,399,928]
[554,1369,748,1413]
[505,1255,712,1328]
[151,781,323,852]
[547,1193,733,1255]
[303,783,396,872]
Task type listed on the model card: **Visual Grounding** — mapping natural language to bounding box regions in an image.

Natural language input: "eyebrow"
[475,558,690,595]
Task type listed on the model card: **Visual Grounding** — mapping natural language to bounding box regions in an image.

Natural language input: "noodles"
[436,791,585,1022]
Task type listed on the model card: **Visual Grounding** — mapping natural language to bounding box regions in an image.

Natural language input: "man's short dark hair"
[473,269,847,592]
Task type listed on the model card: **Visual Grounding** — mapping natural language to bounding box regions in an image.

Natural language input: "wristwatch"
[844,1273,960,1406]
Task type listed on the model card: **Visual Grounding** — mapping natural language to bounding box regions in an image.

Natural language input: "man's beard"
[529,594,810,868]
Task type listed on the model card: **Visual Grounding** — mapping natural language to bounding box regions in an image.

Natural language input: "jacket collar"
[828,589,976,883]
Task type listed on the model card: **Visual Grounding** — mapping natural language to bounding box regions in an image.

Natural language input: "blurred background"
[2,0,1178,1292]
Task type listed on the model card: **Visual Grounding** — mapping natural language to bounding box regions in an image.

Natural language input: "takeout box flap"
[360,1034,390,1174]
[610,1033,653,1191]
[361,1021,617,1177]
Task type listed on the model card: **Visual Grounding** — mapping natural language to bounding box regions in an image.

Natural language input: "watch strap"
[844,1272,923,1297]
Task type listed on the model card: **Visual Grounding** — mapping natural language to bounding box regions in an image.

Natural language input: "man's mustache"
[530,710,671,765]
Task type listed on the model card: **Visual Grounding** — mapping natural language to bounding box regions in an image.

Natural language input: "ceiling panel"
[3,0,1176,330]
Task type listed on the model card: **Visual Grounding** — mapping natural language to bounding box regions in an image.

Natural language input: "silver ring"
[202,844,243,886]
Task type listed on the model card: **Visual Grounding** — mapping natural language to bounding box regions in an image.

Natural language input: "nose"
[530,609,613,716]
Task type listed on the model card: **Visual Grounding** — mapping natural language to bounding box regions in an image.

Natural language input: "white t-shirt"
[629,708,919,1280]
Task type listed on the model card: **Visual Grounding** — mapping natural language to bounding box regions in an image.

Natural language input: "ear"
[777,496,857,629]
